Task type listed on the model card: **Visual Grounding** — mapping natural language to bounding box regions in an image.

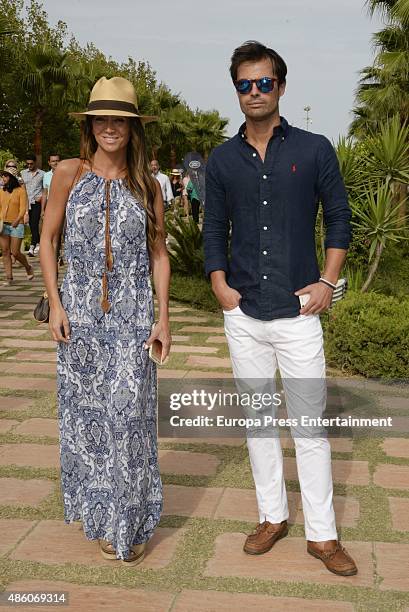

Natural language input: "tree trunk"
[170,144,177,170]
[34,107,44,168]
[151,144,159,161]
[397,182,407,225]
[361,242,383,292]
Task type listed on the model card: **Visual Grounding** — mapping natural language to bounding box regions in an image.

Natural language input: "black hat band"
[87,100,139,114]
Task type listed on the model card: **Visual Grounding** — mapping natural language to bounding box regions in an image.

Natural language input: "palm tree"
[189,110,229,159]
[21,45,71,166]
[350,0,409,137]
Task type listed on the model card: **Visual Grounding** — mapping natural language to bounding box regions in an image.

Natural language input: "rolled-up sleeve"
[203,153,230,277]
[317,137,352,250]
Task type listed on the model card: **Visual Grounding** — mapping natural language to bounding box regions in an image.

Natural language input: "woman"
[170,169,183,213]
[0,165,34,285]
[40,76,171,566]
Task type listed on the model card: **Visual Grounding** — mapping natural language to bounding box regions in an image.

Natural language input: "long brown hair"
[80,116,160,250]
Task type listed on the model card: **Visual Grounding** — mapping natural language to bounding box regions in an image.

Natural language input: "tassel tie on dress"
[101,179,114,313]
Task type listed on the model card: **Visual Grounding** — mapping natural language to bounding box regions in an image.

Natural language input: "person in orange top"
[0,165,34,285]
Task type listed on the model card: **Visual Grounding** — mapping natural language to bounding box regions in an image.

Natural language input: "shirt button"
[263,250,267,255]
[263,275,268,280]
[252,153,256,157]
[263,226,268,230]
[263,174,267,179]
[263,200,268,205]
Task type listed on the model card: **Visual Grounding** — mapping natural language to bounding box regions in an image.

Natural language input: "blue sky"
[42,0,383,141]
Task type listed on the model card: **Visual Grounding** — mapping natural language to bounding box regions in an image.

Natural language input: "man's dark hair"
[230,40,287,85]
[26,154,36,162]
[48,153,60,159]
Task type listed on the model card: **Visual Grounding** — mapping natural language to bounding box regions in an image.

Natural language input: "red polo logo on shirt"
[291,164,296,173]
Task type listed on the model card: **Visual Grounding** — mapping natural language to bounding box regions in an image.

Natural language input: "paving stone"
[163,484,223,517]
[171,335,190,342]
[0,418,19,432]
[170,345,218,354]
[388,497,409,531]
[0,362,56,376]
[0,376,55,392]
[0,320,28,328]
[204,533,373,587]
[173,590,354,611]
[4,580,175,612]
[0,478,54,507]
[0,338,55,349]
[0,396,35,412]
[379,396,409,411]
[13,418,59,438]
[280,437,353,453]
[159,436,244,446]
[171,316,209,323]
[185,371,233,379]
[178,326,225,334]
[383,438,409,459]
[186,355,231,369]
[169,306,188,312]
[213,488,359,527]
[206,335,227,344]
[0,443,59,468]
[375,542,409,591]
[159,450,220,475]
[0,519,36,555]
[1,295,36,303]
[10,304,37,310]
[7,350,56,362]
[4,580,174,612]
[0,329,48,338]
[0,310,14,317]
[374,464,409,490]
[158,369,188,379]
[10,520,184,570]
[284,456,370,485]
[214,488,298,523]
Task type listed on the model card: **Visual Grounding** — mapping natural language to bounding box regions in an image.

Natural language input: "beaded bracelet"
[319,277,337,290]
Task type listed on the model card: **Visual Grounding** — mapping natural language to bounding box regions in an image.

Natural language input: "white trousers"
[223,306,337,541]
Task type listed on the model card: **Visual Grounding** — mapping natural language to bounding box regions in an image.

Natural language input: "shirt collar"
[238,116,289,141]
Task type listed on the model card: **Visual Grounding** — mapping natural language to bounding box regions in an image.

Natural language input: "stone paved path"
[0,261,408,611]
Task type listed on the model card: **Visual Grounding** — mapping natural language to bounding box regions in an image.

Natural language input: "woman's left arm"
[145,180,171,362]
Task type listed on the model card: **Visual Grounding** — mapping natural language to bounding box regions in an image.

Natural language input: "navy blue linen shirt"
[203,117,352,321]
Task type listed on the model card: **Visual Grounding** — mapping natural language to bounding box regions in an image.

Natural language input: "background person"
[150,159,174,211]
[40,76,171,567]
[41,153,62,263]
[170,168,183,213]
[0,165,34,284]
[21,153,44,256]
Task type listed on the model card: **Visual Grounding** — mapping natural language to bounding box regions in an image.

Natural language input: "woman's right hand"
[49,304,71,343]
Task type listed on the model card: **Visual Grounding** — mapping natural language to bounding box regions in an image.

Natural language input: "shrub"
[170,273,219,312]
[166,215,204,277]
[323,291,409,379]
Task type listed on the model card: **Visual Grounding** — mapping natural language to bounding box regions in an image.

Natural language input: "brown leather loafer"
[307,540,358,576]
[243,520,288,555]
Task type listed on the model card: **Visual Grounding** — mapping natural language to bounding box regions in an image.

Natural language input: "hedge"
[324,291,409,379]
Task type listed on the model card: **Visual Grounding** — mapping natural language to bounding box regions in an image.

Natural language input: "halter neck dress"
[57,170,162,560]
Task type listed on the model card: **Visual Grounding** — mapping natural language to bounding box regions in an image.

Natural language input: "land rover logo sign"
[183,152,206,205]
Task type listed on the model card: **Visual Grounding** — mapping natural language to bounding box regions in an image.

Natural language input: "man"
[41,153,62,263]
[41,153,60,215]
[150,160,174,211]
[203,41,357,576]
[21,154,44,256]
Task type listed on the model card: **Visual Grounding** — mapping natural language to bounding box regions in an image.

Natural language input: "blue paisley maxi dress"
[57,171,162,560]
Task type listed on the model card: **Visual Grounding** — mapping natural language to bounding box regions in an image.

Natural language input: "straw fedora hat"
[70,76,158,123]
